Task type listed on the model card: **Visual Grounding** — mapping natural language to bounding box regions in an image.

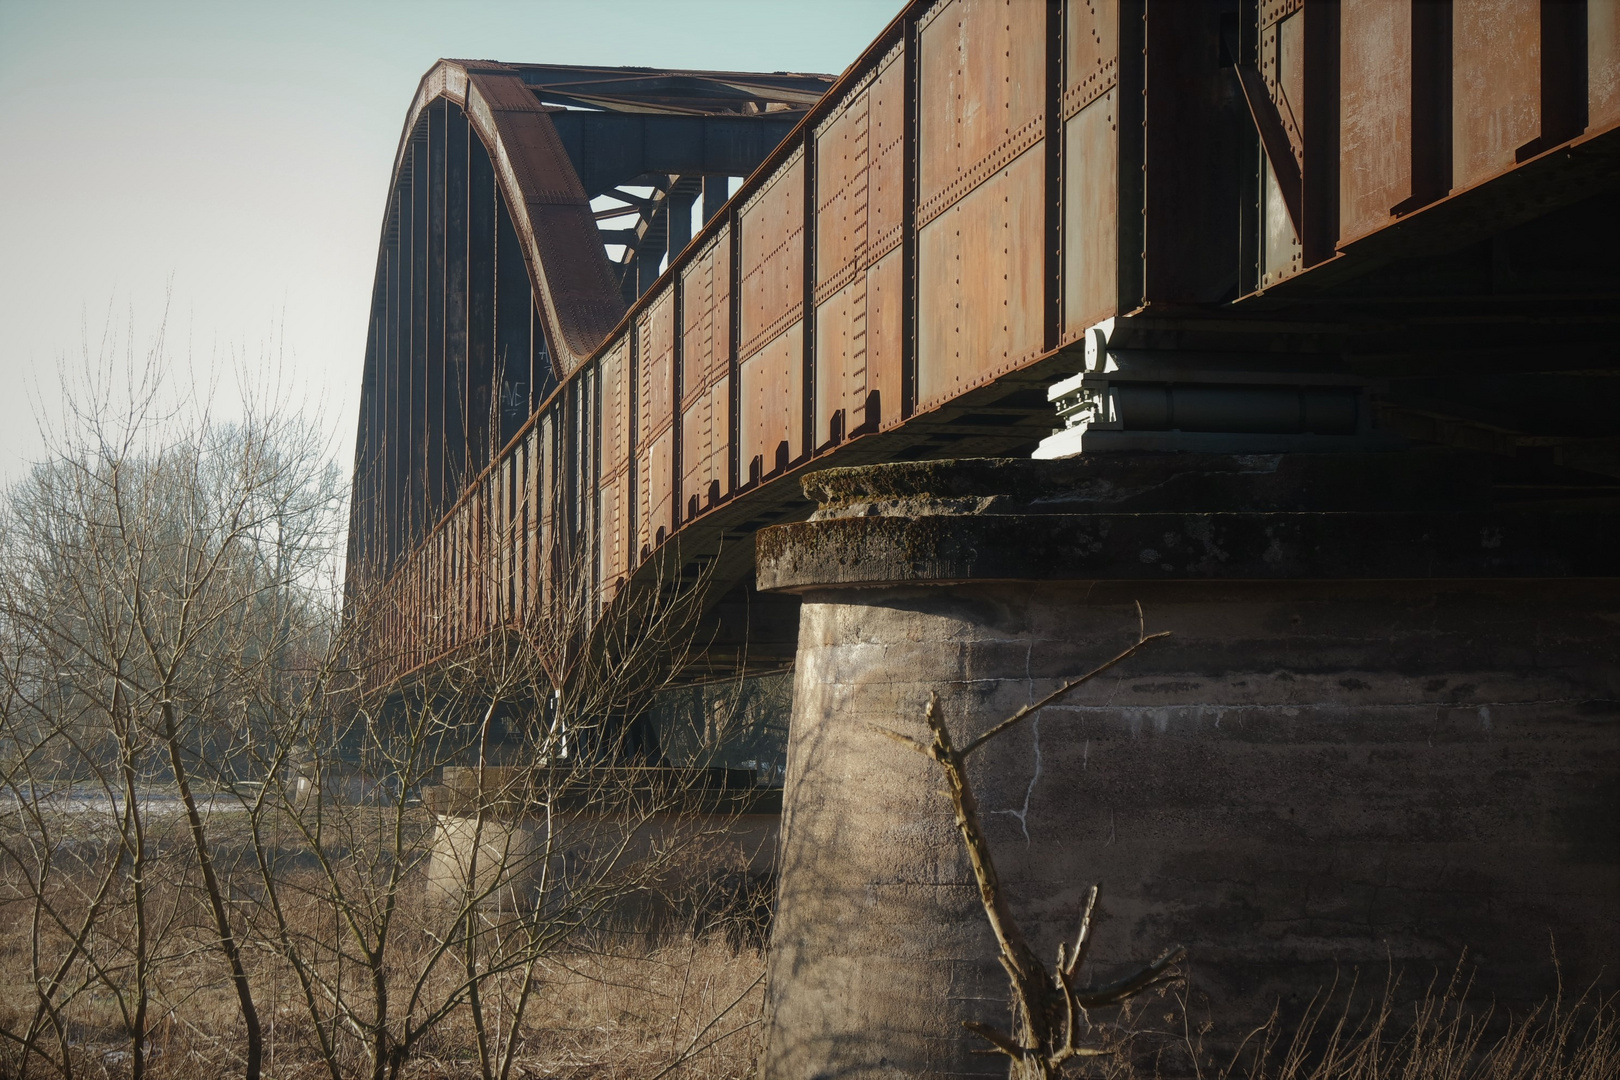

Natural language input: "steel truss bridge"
[346,0,1620,688]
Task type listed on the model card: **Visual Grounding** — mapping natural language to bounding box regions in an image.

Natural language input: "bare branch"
[963,1019,1029,1059]
[959,632,1172,759]
[1062,884,1099,980]
[870,724,931,755]
[900,614,1182,1077]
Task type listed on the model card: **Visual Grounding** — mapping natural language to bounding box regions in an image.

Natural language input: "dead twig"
[874,604,1183,1078]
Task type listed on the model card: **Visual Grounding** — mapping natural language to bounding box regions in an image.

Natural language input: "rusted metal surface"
[637,293,677,555]
[537,411,555,606]
[1596,5,1620,131]
[739,324,804,488]
[1339,0,1411,245]
[1063,89,1118,336]
[1066,0,1118,113]
[814,74,871,450]
[812,46,909,445]
[867,51,907,267]
[916,148,1045,411]
[736,148,807,485]
[520,430,539,617]
[711,228,734,503]
[914,0,1047,414]
[1452,0,1541,192]
[813,276,864,449]
[680,230,731,516]
[865,247,905,432]
[916,0,1046,225]
[814,91,869,305]
[739,149,806,365]
[1062,0,1121,339]
[598,338,631,599]
[1255,8,1306,278]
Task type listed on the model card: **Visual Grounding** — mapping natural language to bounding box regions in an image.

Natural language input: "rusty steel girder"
[347,0,1620,689]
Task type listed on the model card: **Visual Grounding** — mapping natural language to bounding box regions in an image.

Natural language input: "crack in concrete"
[991,713,1041,844]
[992,642,1040,844]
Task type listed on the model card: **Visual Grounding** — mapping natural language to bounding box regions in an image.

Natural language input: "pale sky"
[0,0,898,484]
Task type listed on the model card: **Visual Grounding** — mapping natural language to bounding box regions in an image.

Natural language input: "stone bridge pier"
[754,453,1618,1079]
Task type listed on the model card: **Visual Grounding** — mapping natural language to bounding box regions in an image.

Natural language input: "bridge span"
[344,0,1620,685]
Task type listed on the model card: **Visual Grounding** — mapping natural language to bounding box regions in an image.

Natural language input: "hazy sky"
[0,0,898,483]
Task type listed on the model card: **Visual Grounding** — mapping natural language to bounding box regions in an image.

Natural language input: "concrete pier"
[424,766,780,928]
[755,453,1618,1079]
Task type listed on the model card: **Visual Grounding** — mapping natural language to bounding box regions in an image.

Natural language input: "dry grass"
[1072,961,1619,1080]
[2,854,1611,1079]
[1204,968,1620,1080]
[493,938,766,1080]
[0,931,766,1080]
[0,854,767,1080]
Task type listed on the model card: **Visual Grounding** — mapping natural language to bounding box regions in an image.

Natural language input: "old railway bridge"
[345,2,1620,1076]
[345,0,1620,684]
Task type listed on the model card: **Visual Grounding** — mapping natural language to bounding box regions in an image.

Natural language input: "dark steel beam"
[496,191,532,450]
[666,178,697,265]
[550,113,803,198]
[410,121,430,546]
[1300,0,1340,266]
[427,98,447,523]
[445,103,469,501]
[468,131,496,476]
[1394,0,1453,215]
[385,177,405,567]
[702,175,729,223]
[506,62,834,113]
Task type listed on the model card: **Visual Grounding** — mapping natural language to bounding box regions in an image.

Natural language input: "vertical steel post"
[427,99,447,524]
[900,11,919,421]
[667,183,695,265]
[467,135,496,476]
[410,121,429,546]
[1301,0,1341,266]
[703,175,729,224]
[802,130,817,461]
[445,104,469,499]
[1044,0,1064,351]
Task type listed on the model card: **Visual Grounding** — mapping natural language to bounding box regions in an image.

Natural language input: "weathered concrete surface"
[759,453,1617,588]
[757,454,1619,1079]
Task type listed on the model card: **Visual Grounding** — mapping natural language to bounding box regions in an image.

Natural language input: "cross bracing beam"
[509,63,834,114]
[550,112,805,197]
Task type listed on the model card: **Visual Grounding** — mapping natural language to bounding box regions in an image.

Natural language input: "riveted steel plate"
[740,149,806,361]
[918,0,1047,226]
[739,324,804,486]
[1453,0,1541,191]
[916,145,1045,414]
[1063,89,1118,337]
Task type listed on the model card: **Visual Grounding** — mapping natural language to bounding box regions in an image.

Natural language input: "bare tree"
[0,334,344,1079]
[0,326,761,1080]
[875,605,1184,1079]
